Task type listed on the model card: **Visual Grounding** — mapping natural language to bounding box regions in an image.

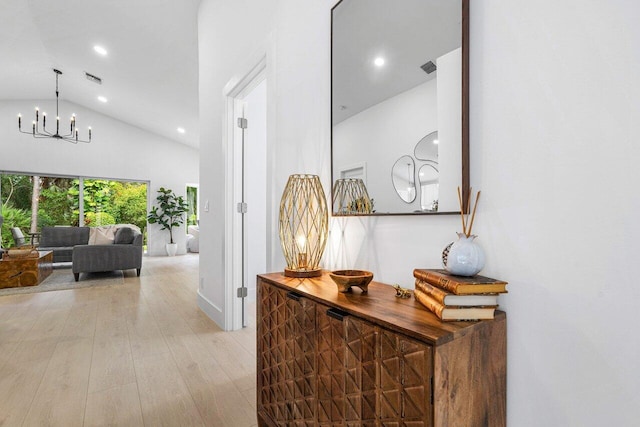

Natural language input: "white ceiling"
[332,0,461,125]
[0,0,201,148]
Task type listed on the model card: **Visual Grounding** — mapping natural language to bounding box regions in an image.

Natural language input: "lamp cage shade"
[279,174,329,277]
[332,178,373,215]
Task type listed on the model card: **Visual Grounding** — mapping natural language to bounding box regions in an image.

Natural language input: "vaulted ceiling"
[0,0,201,148]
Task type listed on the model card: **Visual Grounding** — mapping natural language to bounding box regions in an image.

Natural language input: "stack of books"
[413,269,508,321]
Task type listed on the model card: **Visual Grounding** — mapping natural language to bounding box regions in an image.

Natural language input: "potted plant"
[147,187,189,256]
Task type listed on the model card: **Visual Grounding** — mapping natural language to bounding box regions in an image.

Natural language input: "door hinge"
[237,202,247,213]
[237,117,248,129]
[237,287,248,298]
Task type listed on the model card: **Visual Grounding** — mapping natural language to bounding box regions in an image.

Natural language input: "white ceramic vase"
[166,243,178,257]
[442,232,485,276]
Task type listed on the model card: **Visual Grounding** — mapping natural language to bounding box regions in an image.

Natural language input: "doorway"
[225,60,268,330]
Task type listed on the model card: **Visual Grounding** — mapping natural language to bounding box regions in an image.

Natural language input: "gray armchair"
[11,227,27,247]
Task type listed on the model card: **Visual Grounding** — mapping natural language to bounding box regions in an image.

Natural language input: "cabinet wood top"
[258,272,505,346]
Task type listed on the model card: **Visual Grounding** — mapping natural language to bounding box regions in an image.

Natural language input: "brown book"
[414,288,496,321]
[415,279,499,307]
[413,269,508,295]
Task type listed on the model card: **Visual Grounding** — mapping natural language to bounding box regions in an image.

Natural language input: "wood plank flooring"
[0,254,258,427]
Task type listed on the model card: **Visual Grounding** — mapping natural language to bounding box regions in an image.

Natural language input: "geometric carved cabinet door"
[258,285,317,426]
[344,315,378,426]
[316,304,347,426]
[258,283,288,423]
[379,329,433,426]
[286,291,317,425]
[317,306,378,427]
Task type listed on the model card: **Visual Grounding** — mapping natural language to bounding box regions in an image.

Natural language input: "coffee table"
[0,250,53,288]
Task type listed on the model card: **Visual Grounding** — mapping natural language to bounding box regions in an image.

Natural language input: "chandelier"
[18,68,92,144]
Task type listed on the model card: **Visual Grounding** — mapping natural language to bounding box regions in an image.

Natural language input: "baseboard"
[197,291,224,328]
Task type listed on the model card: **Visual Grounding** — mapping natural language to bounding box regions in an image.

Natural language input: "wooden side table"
[0,251,53,288]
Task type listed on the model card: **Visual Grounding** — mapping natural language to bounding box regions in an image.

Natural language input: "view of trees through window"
[1,173,147,248]
[186,185,198,229]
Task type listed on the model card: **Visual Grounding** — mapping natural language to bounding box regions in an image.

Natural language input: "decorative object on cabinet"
[256,272,507,426]
[443,187,484,276]
[332,178,373,215]
[329,269,373,293]
[413,268,507,321]
[393,283,412,298]
[414,288,496,321]
[278,174,329,277]
[414,269,507,295]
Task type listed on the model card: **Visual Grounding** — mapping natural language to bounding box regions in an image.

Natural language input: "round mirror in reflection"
[418,163,439,211]
[414,131,439,161]
[392,156,416,203]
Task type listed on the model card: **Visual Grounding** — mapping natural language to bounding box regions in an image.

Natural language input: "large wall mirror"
[331,0,469,215]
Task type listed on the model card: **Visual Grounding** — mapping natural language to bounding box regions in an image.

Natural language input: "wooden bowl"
[329,270,373,293]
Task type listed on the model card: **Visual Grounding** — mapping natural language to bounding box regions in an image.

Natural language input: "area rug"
[0,267,124,297]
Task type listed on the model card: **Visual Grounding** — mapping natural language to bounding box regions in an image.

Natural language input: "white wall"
[0,100,199,256]
[197,0,277,327]
[198,0,640,424]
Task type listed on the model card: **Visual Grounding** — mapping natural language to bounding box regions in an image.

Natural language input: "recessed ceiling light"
[433,139,439,144]
[97,96,108,103]
[177,127,186,134]
[93,45,108,56]
[374,57,385,67]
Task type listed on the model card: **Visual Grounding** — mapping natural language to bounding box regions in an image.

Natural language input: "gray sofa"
[39,226,90,262]
[36,226,142,281]
[72,227,143,281]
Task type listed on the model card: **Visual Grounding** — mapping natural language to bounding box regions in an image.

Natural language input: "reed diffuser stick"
[457,186,467,235]
[467,190,481,237]
[466,187,472,234]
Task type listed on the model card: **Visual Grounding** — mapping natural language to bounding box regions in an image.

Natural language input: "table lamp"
[279,174,328,277]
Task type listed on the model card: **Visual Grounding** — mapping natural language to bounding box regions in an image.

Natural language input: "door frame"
[223,55,268,330]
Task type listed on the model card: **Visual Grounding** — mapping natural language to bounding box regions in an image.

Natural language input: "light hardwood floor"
[0,254,258,427]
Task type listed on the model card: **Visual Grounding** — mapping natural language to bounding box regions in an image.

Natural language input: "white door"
[233,79,267,329]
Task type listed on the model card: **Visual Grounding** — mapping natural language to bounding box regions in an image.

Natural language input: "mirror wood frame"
[330,0,470,216]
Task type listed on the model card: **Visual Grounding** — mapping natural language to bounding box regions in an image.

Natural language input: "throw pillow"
[114,227,135,244]
[89,228,115,245]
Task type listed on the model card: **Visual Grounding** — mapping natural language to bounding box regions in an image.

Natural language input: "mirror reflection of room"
[331,0,463,214]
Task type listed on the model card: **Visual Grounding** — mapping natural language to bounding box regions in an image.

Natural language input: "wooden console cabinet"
[257,272,506,427]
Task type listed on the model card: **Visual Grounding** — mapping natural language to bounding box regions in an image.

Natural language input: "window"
[1,172,147,248]
[186,184,198,229]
